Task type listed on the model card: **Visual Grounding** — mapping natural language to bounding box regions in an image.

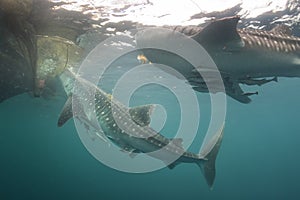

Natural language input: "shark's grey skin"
[190,17,300,77]
[57,70,224,188]
[138,16,300,103]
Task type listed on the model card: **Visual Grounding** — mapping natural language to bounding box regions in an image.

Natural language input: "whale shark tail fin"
[197,124,225,189]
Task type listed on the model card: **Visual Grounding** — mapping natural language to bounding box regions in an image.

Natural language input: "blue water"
[1,76,300,199]
[1,1,300,199]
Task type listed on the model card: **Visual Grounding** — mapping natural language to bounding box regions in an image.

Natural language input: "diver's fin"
[197,123,225,189]
[240,76,278,86]
[129,104,156,127]
[243,91,258,96]
[192,16,242,49]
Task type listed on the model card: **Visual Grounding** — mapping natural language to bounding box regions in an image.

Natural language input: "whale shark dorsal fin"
[192,16,242,47]
[129,104,156,127]
[171,138,184,149]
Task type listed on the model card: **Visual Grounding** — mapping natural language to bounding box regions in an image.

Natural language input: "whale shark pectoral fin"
[128,153,137,158]
[225,81,252,104]
[120,147,141,158]
[129,149,142,158]
[58,96,74,127]
[57,95,86,127]
[192,16,243,49]
[129,104,156,127]
[165,162,179,170]
[226,91,252,104]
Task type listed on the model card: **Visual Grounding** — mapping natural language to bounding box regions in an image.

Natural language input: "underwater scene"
[1,0,300,199]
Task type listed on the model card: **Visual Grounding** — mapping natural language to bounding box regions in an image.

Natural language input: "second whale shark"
[136,16,300,103]
[57,70,224,188]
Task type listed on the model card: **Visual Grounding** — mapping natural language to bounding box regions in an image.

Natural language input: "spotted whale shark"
[136,16,300,103]
[57,70,224,188]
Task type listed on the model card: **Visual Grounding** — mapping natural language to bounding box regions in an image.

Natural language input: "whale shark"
[136,16,300,103]
[57,70,224,188]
